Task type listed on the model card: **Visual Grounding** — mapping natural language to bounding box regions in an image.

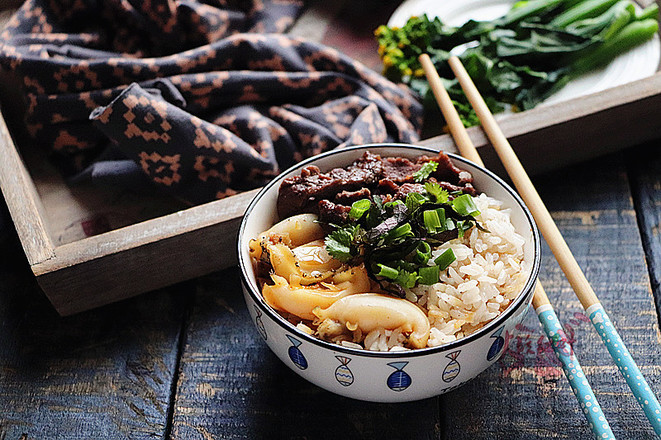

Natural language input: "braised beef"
[393,182,426,200]
[318,200,351,226]
[335,188,372,205]
[277,151,476,222]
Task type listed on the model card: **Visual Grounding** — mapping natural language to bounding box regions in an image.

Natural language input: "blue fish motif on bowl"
[335,356,354,387]
[486,326,505,361]
[286,335,308,370]
[387,362,412,391]
[442,351,461,383]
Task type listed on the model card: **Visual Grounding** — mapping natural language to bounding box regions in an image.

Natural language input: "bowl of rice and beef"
[238,144,540,402]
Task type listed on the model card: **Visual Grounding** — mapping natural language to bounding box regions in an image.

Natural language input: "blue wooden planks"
[0,217,190,440]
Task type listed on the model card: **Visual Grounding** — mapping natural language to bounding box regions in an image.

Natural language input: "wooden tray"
[2,2,661,315]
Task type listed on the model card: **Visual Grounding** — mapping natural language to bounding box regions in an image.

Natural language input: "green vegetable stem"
[566,1,635,39]
[500,0,566,26]
[550,0,621,27]
[572,18,659,75]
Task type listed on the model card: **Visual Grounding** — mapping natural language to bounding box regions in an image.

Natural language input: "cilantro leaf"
[405,192,428,214]
[413,161,438,182]
[424,182,449,203]
[395,269,419,289]
[325,225,358,262]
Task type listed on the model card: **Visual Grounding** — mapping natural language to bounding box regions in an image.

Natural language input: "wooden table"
[1,2,661,438]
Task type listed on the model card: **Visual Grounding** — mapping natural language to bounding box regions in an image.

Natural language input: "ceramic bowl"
[237,144,540,402]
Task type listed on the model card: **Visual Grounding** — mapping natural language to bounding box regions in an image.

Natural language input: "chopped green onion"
[413,161,438,182]
[434,248,456,270]
[376,263,399,280]
[446,218,456,231]
[457,220,465,238]
[386,222,413,241]
[423,210,442,233]
[452,194,480,217]
[436,208,447,231]
[414,241,432,264]
[349,199,371,220]
[418,265,441,285]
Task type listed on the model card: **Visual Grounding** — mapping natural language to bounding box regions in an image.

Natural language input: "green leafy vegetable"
[405,191,427,214]
[424,182,449,203]
[396,270,420,289]
[375,0,659,126]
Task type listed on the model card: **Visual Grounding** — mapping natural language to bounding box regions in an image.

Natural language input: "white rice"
[365,193,530,351]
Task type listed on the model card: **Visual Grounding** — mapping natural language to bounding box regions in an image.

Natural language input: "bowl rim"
[238,143,541,358]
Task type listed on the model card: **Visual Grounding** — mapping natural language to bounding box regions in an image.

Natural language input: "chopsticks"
[446,54,661,437]
[419,54,615,440]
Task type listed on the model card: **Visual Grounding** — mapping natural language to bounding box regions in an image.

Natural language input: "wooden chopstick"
[441,53,661,437]
[419,53,615,439]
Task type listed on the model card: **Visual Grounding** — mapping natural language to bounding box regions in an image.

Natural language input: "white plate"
[388,0,660,106]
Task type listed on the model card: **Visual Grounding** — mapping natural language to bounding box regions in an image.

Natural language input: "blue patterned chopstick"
[536,302,615,440]
[587,304,661,435]
[443,54,661,437]
[418,53,619,437]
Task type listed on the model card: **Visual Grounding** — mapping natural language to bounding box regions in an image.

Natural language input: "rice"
[364,193,530,351]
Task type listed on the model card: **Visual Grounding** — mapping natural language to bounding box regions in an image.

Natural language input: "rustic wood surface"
[1,142,660,439]
[1,1,661,438]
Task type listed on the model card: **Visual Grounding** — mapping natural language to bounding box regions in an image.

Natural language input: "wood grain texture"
[439,151,661,438]
[0,215,189,439]
[0,110,54,266]
[168,269,441,440]
[34,189,258,315]
[627,141,661,326]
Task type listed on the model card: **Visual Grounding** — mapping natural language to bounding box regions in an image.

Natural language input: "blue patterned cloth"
[0,0,423,204]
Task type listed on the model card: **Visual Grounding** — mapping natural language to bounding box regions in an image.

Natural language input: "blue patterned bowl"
[238,144,540,402]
